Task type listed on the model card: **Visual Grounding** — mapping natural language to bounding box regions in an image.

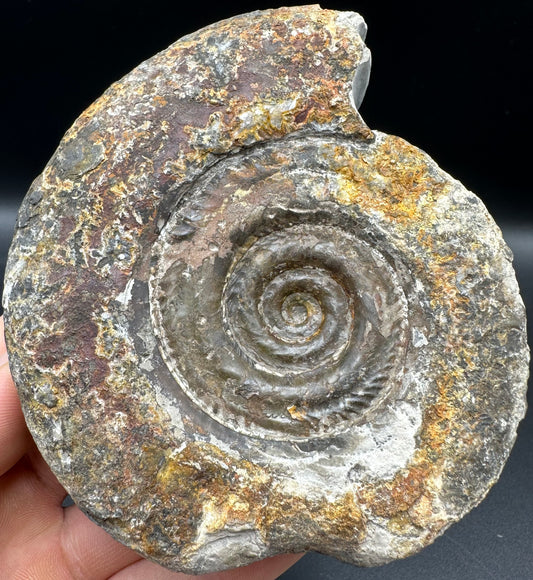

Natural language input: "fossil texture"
[2,6,529,574]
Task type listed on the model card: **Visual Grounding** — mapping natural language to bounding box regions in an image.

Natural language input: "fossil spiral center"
[223,232,355,376]
[280,293,314,326]
[263,284,324,341]
[149,141,410,440]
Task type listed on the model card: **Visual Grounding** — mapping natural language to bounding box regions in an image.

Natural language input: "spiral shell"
[150,140,412,442]
[3,6,528,574]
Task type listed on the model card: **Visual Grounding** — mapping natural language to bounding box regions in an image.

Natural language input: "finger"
[111,559,192,580]
[111,552,305,580]
[0,442,140,579]
[0,456,64,546]
[0,316,32,475]
[0,465,139,579]
[59,505,143,579]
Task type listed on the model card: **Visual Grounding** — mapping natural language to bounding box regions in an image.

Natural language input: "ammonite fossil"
[2,6,529,574]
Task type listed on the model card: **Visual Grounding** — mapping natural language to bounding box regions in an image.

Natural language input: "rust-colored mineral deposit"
[2,6,529,574]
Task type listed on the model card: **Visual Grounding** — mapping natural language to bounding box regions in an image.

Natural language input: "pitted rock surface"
[2,6,529,574]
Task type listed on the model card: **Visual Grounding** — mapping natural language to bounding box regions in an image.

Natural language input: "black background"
[0,1,531,578]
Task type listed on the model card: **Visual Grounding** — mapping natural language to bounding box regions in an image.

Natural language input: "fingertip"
[0,354,31,476]
[61,505,143,578]
[0,315,6,354]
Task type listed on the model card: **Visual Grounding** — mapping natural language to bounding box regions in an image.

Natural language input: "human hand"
[0,316,302,579]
